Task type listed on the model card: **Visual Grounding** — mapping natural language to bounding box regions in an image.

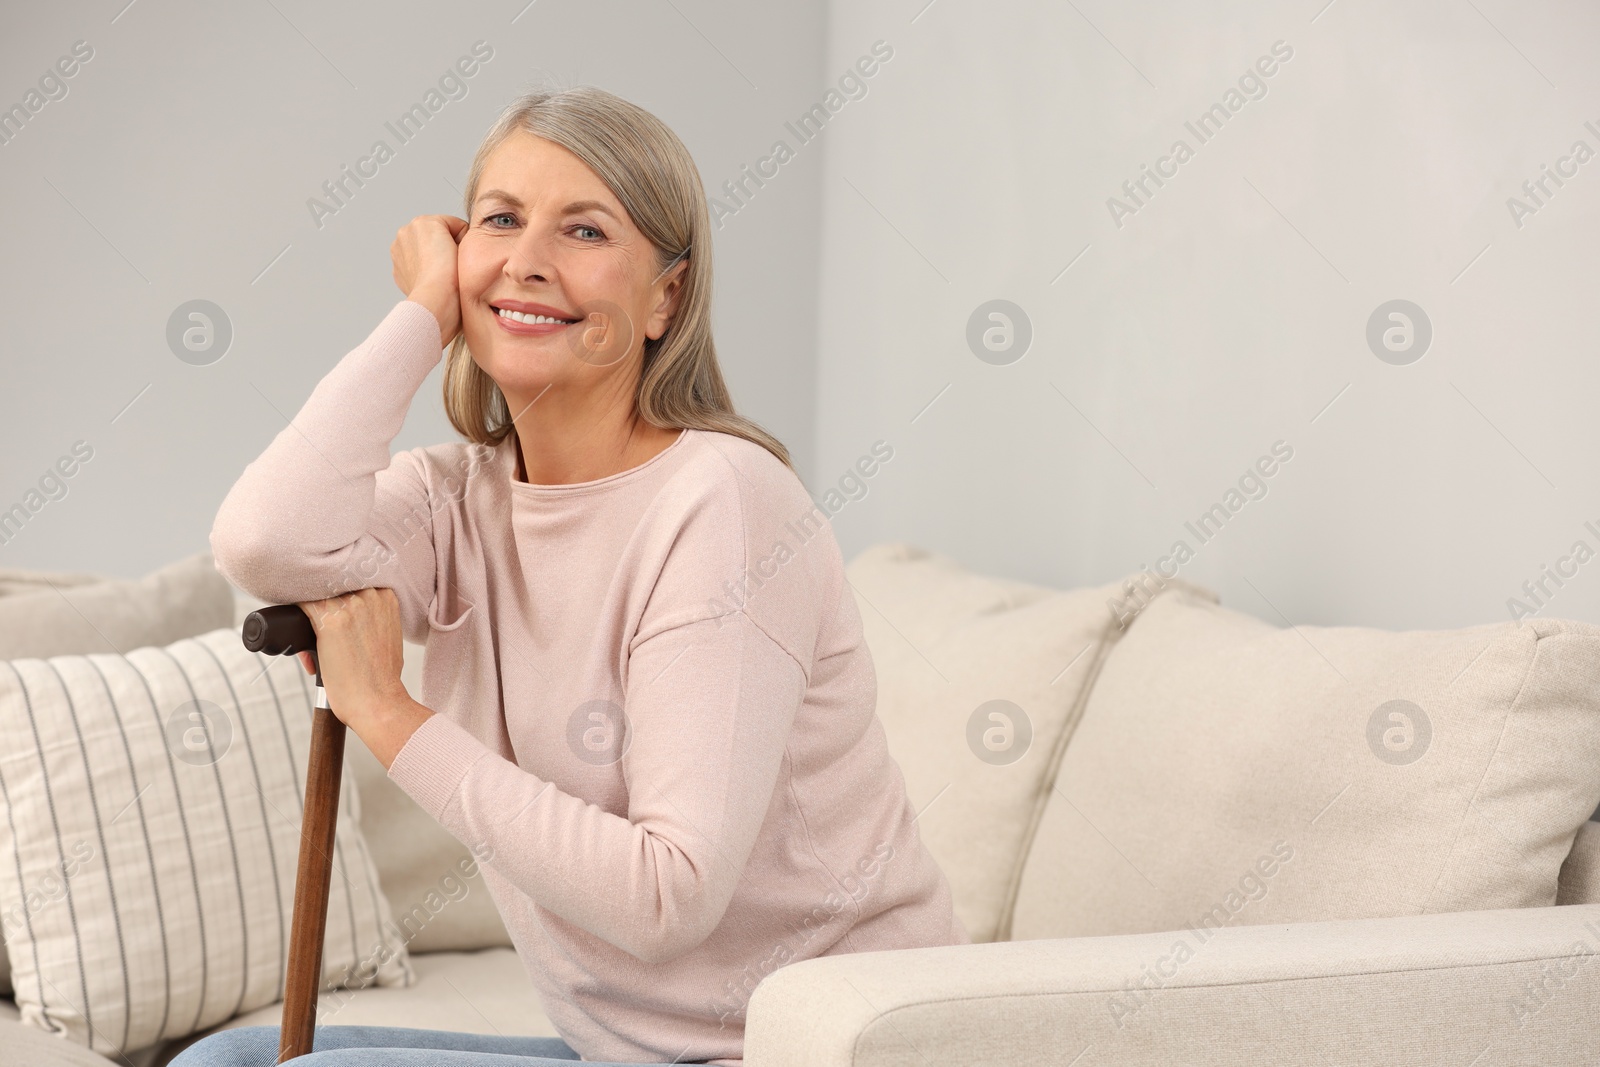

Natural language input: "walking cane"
[241,603,343,1063]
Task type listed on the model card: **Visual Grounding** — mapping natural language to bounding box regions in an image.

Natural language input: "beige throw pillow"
[1558,821,1600,905]
[0,552,235,660]
[0,566,101,599]
[1011,583,1600,942]
[844,542,1201,943]
[0,627,413,1058]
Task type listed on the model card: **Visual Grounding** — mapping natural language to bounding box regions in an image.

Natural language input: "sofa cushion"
[231,592,513,955]
[0,552,235,660]
[0,552,237,997]
[0,1016,110,1066]
[144,948,556,1066]
[1011,582,1600,940]
[844,542,1197,943]
[0,997,168,1067]
[0,626,413,1058]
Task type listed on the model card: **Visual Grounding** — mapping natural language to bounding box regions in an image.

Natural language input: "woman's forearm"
[385,613,808,965]
[208,300,444,610]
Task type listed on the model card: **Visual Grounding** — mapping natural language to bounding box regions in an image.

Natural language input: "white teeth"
[496,307,574,325]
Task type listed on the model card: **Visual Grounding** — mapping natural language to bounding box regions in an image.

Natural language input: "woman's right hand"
[392,214,468,348]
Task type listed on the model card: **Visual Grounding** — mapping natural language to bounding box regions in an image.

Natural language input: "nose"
[504,228,554,283]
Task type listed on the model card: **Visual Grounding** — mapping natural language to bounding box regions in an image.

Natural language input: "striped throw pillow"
[0,626,414,1057]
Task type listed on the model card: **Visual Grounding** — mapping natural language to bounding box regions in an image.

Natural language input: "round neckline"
[506,426,692,495]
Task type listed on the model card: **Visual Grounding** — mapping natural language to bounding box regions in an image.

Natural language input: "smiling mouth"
[492,305,581,326]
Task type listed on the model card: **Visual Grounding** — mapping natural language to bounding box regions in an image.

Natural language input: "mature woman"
[184,86,967,1066]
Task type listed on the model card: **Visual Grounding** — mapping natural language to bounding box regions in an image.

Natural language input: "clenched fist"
[392,214,468,349]
[296,590,409,729]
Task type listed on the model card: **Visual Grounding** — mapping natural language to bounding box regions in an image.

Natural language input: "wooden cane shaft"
[279,704,346,1062]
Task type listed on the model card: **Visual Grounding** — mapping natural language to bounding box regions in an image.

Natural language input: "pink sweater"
[209,299,969,1065]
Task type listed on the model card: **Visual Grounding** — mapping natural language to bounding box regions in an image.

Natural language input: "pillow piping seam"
[991,579,1200,941]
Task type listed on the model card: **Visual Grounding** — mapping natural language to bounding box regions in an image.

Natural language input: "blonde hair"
[441,86,793,472]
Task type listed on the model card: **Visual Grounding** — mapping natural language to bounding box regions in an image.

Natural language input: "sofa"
[2,543,1599,1065]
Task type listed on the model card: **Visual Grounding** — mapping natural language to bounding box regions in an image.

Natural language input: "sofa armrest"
[745,904,1600,1067]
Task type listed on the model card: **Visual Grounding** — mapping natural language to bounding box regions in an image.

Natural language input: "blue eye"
[484,212,516,227]
[573,225,602,240]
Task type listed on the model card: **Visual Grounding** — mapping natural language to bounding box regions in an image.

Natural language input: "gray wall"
[0,0,824,577]
[814,0,1600,630]
[7,0,1598,634]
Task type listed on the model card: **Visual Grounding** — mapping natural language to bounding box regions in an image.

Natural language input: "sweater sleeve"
[386,606,808,966]
[208,299,448,645]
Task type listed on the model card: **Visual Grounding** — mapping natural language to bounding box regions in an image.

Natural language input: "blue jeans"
[167,1024,702,1065]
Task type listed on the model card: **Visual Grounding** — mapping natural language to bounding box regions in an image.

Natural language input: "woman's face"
[457,130,685,411]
